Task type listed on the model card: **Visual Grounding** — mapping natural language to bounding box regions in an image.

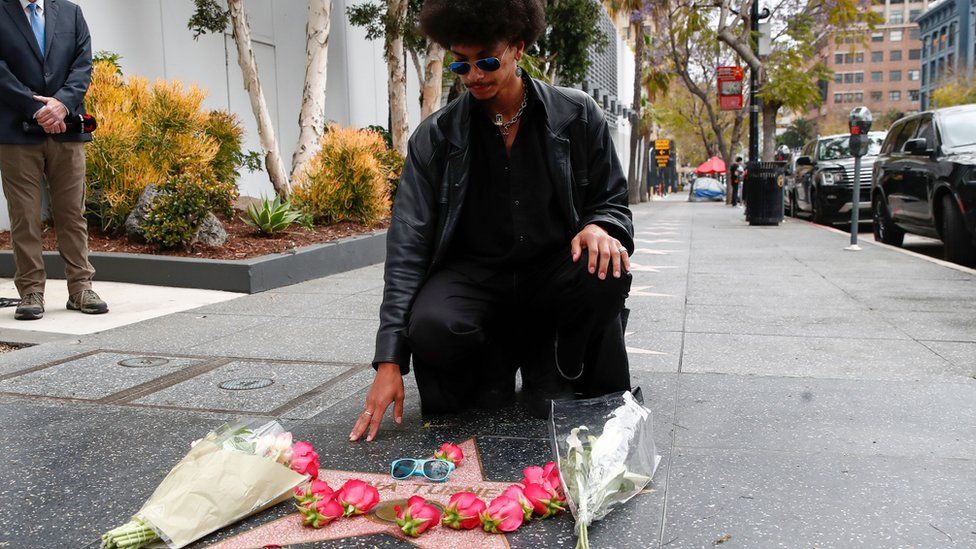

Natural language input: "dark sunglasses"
[449,47,508,75]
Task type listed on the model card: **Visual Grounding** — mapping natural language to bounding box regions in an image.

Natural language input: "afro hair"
[419,0,546,50]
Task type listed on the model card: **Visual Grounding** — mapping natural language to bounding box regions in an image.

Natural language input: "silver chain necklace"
[493,86,528,137]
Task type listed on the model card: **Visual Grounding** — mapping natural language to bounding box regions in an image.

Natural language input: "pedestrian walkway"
[0,200,973,548]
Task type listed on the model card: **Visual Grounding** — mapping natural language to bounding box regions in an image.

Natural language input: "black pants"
[731,182,740,205]
[406,246,632,414]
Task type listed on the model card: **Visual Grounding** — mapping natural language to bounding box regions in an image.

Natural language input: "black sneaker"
[14,292,44,320]
[66,289,109,314]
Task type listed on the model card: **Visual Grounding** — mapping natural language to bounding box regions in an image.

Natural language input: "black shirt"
[448,76,567,272]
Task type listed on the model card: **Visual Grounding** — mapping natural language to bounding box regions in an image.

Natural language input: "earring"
[515,66,523,77]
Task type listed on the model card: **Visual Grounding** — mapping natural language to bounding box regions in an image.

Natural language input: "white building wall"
[612,31,635,177]
[0,0,425,229]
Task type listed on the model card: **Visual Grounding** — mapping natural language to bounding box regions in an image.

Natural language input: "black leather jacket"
[373,77,634,373]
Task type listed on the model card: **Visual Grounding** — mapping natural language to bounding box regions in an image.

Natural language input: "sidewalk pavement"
[0,200,973,548]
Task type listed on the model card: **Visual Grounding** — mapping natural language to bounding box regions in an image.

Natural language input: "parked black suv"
[872,104,976,266]
[787,132,886,223]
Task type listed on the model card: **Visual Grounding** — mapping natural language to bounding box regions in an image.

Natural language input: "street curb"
[805,220,976,276]
[0,230,388,294]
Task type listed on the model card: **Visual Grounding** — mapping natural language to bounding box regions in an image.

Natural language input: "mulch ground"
[0,215,390,260]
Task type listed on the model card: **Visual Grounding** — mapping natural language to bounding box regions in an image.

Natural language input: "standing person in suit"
[0,0,107,320]
[729,156,743,207]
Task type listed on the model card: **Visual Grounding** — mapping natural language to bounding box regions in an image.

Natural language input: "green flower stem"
[575,523,589,549]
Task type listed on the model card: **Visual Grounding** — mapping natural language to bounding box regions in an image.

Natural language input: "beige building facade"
[809,0,930,125]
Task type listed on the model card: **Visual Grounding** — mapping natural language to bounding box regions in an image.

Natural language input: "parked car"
[872,104,976,266]
[787,131,886,223]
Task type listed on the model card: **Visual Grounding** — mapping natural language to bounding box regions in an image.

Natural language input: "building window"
[844,92,854,103]
[890,0,904,4]
[909,9,921,22]
[871,71,883,82]
[890,70,902,82]
[947,53,955,70]
[890,30,903,42]
[835,53,844,64]
[909,48,921,60]
[834,93,843,103]
[835,73,844,83]
[855,92,864,102]
[871,51,884,62]
[922,65,927,85]
[949,22,956,48]
[844,73,854,83]
[890,90,902,101]
[855,52,864,63]
[854,72,864,83]
[889,11,904,24]
[909,89,920,101]
[871,31,885,42]
[908,69,920,81]
[909,28,919,40]
[939,27,947,50]
[871,91,883,101]
[890,50,903,61]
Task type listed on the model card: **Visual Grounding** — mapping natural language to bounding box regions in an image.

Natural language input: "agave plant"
[242,196,304,235]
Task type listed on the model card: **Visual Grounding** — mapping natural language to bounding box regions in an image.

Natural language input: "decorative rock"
[124,184,160,244]
[192,212,228,248]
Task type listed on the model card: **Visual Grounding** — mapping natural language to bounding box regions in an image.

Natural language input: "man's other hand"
[32,95,67,134]
[349,362,404,442]
[571,223,630,280]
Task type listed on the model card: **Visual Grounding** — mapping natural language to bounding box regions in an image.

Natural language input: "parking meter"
[846,107,872,250]
[848,107,873,158]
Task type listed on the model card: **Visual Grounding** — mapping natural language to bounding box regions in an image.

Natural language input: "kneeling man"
[350,0,634,441]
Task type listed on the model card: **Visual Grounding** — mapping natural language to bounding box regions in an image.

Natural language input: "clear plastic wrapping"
[549,389,660,547]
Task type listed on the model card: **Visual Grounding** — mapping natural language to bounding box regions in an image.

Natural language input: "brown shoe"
[67,289,109,314]
[15,292,44,320]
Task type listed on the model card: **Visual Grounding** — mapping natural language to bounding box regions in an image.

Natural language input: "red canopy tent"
[694,156,726,175]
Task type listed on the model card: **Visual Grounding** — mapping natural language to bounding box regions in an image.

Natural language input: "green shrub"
[292,125,391,225]
[243,196,304,235]
[142,178,211,249]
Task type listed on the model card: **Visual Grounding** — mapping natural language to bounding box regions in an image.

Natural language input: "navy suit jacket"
[0,0,92,144]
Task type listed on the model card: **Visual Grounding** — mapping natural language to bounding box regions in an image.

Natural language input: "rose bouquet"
[101,421,315,549]
[549,389,660,549]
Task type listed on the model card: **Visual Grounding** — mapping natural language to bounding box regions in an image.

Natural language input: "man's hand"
[32,95,68,134]
[571,223,630,280]
[349,362,404,442]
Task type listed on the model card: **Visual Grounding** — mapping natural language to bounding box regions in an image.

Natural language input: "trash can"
[743,161,786,226]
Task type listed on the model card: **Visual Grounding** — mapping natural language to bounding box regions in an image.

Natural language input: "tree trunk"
[761,101,779,161]
[228,0,290,198]
[386,0,409,156]
[291,0,332,181]
[639,135,652,202]
[421,41,445,119]
[627,21,645,205]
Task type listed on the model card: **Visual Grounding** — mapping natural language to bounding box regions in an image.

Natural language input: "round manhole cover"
[118,357,170,368]
[219,377,274,391]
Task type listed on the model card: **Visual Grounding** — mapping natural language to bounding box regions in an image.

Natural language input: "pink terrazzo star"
[210,438,512,548]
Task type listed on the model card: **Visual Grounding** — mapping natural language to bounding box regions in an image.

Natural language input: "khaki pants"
[0,139,94,297]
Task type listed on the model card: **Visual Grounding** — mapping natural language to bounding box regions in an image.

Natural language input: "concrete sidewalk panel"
[681,332,964,381]
[674,373,976,459]
[662,448,976,548]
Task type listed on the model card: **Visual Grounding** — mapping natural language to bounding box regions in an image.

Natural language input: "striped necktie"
[27,3,45,57]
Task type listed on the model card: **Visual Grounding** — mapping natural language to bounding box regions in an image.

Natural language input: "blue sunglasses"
[449,56,502,75]
[390,458,455,482]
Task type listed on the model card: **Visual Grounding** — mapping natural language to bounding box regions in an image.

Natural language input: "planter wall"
[0,231,387,294]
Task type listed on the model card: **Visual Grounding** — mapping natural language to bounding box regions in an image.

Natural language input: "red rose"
[441,491,486,530]
[522,482,566,519]
[290,441,320,480]
[297,495,343,528]
[501,484,535,522]
[395,495,441,537]
[433,442,464,466]
[335,479,380,516]
[479,496,524,533]
[293,479,333,506]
